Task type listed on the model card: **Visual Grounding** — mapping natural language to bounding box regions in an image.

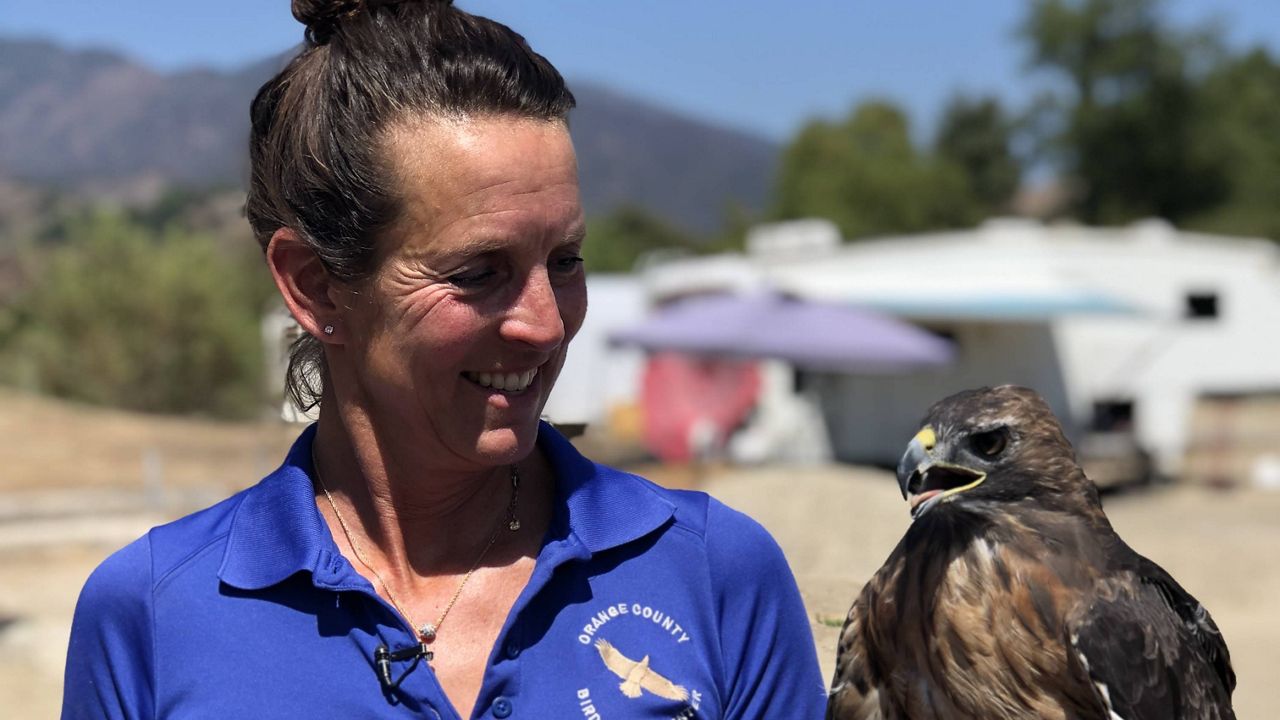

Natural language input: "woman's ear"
[266,227,342,342]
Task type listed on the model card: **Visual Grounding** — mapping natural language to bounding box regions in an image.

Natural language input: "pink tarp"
[640,352,761,463]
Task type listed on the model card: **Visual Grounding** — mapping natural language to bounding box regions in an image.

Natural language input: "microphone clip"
[374,642,433,692]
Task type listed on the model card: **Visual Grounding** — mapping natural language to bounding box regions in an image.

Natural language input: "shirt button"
[428,710,442,720]
[504,640,521,659]
[492,696,513,718]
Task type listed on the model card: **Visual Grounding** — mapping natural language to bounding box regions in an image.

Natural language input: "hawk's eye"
[970,428,1009,458]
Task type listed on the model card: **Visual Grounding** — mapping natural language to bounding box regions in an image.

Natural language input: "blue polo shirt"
[62,423,827,719]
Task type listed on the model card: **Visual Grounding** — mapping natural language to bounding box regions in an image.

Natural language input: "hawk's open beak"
[897,430,933,500]
[897,427,987,517]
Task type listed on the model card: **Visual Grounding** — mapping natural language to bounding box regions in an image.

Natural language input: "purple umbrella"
[610,291,953,373]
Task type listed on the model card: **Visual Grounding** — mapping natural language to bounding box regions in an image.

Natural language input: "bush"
[2,211,268,418]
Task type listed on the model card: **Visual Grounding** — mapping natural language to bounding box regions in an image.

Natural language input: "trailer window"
[1092,399,1135,432]
[1185,292,1218,319]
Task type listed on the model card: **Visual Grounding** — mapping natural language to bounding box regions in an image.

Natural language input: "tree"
[773,101,982,240]
[583,205,697,273]
[3,211,267,417]
[1022,0,1229,223]
[1186,48,1280,239]
[935,96,1023,214]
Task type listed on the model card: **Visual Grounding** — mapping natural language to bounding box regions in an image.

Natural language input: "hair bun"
[293,0,454,44]
[292,0,365,43]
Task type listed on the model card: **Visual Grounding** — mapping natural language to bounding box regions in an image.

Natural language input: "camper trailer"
[638,218,1280,483]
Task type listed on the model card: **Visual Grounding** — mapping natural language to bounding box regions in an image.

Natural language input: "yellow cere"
[913,427,937,451]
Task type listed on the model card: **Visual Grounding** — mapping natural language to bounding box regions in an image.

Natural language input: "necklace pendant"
[508,519,521,531]
[419,624,437,642]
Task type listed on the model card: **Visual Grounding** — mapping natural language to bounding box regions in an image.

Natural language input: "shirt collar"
[219,423,332,590]
[219,421,676,591]
[538,421,676,556]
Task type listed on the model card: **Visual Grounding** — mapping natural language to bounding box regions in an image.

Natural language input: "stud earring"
[322,325,335,336]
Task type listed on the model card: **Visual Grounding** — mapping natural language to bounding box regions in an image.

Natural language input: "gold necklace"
[311,448,520,645]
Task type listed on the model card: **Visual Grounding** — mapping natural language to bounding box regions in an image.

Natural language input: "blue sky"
[3,1,1278,141]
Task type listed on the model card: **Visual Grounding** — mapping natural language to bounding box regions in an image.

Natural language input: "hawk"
[594,639,690,702]
[828,386,1235,720]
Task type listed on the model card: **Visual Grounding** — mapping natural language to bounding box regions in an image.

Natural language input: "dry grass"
[0,388,297,494]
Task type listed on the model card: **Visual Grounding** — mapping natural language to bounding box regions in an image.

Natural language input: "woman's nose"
[502,269,565,351]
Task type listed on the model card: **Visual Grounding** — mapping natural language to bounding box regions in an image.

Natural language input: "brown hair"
[248,0,575,411]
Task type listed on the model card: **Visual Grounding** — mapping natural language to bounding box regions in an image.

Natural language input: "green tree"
[1186,48,1280,239]
[773,101,981,240]
[1022,0,1229,223]
[3,211,267,417]
[935,96,1023,214]
[583,205,697,273]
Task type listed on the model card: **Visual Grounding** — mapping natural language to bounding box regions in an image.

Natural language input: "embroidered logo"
[571,601,704,719]
[594,639,689,702]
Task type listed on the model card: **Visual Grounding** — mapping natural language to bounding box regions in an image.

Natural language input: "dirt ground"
[2,389,1275,717]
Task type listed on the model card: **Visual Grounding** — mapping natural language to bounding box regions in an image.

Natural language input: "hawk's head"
[896,385,1095,519]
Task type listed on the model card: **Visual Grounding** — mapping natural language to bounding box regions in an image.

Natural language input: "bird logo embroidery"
[594,639,690,702]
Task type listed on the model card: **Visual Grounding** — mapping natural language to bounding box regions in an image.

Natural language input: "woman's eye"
[969,429,1009,458]
[448,268,496,288]
[552,255,585,273]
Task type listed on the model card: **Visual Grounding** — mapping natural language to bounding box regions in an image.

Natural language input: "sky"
[3,1,1279,142]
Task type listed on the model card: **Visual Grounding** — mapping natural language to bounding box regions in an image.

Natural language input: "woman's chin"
[471,424,540,466]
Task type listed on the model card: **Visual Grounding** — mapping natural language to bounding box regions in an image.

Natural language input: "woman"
[62,2,826,717]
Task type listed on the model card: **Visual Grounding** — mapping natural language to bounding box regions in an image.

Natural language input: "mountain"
[0,37,778,233]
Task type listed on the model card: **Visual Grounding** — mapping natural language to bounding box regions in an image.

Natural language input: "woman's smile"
[462,367,539,393]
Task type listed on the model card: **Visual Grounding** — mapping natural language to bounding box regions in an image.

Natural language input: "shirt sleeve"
[704,499,828,720]
[61,535,156,720]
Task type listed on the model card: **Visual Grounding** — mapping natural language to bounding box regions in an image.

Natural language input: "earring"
[322,325,335,335]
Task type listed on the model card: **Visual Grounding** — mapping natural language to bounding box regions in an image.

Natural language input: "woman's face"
[335,116,587,471]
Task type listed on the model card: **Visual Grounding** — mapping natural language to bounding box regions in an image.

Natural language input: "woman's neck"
[311,403,552,577]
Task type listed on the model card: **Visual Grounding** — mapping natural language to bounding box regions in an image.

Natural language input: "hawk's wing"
[827,573,887,720]
[594,639,637,679]
[1068,559,1235,720]
[638,669,690,702]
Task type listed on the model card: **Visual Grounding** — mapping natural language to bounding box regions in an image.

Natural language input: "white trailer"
[642,218,1280,478]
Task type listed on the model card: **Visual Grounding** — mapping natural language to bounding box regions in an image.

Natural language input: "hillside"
[0,37,778,233]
